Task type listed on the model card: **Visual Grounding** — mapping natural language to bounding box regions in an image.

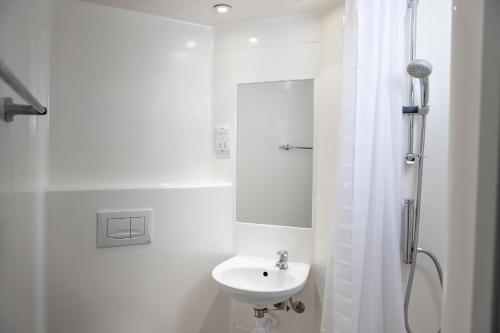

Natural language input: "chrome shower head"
[407,59,433,78]
[407,59,433,108]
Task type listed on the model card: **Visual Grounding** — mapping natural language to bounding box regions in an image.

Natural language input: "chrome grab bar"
[279,144,313,151]
[0,55,48,122]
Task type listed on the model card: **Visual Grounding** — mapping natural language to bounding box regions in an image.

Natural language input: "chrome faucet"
[276,250,288,270]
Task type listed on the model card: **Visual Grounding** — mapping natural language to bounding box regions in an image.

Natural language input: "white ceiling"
[81,0,337,26]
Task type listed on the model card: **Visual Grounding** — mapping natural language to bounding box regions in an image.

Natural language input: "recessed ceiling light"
[213,4,232,14]
[249,37,259,44]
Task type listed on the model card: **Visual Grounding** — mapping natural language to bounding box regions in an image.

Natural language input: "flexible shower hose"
[404,246,443,333]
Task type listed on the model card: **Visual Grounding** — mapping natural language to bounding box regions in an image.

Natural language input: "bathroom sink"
[212,256,310,307]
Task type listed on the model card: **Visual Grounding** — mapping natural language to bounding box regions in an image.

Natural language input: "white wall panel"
[49,0,214,187]
[46,185,234,333]
[213,10,345,332]
[0,0,51,331]
[404,1,452,332]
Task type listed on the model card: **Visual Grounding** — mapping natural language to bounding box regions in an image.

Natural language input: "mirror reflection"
[236,79,314,228]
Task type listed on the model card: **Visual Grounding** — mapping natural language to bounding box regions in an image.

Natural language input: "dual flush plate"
[97,209,152,248]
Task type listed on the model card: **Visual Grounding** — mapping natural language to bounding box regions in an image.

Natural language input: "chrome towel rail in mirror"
[0,56,48,122]
[278,144,313,151]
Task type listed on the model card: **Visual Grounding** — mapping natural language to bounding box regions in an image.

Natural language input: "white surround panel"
[403,1,452,332]
[0,0,51,332]
[46,185,234,333]
[213,9,345,332]
[49,0,215,187]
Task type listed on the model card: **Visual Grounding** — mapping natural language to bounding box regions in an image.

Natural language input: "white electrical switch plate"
[215,126,230,153]
[97,209,152,248]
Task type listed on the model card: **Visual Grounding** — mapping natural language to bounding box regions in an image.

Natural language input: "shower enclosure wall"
[402,1,446,332]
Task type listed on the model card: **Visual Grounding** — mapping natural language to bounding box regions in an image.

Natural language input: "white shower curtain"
[321,0,407,332]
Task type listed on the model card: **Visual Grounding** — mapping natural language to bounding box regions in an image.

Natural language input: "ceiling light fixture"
[248,37,259,44]
[213,4,232,14]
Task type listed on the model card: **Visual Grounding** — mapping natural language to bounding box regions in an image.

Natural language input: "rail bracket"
[1,97,47,122]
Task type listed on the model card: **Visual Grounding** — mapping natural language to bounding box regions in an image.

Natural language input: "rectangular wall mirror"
[236,79,314,228]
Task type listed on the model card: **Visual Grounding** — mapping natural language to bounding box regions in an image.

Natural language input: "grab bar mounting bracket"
[1,97,47,122]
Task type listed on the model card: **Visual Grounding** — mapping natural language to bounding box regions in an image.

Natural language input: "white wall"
[312,5,345,303]
[443,0,500,331]
[404,1,452,332]
[470,0,500,330]
[49,0,215,187]
[212,14,323,182]
[0,0,51,332]
[46,2,237,333]
[212,8,345,332]
[46,185,234,333]
[47,4,346,332]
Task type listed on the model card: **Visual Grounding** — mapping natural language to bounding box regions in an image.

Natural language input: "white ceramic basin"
[212,256,310,307]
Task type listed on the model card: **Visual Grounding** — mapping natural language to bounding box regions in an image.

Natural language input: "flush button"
[130,217,145,237]
[97,209,153,248]
[107,217,130,239]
